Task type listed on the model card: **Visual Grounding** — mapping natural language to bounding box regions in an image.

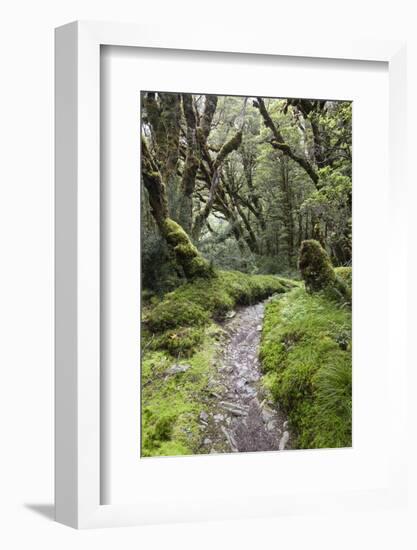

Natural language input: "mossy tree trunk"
[179,94,218,233]
[142,92,181,184]
[298,239,350,303]
[141,138,213,280]
[142,92,250,256]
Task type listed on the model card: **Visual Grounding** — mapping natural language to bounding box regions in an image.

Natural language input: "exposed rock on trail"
[200,300,291,454]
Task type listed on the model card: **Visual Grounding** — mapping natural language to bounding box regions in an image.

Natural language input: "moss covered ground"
[141,326,220,457]
[260,273,352,449]
[141,270,295,456]
[141,265,352,456]
[143,270,295,356]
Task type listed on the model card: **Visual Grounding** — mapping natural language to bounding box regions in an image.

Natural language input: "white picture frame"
[55,20,407,529]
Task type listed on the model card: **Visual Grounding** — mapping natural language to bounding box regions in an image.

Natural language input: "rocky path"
[199,300,291,454]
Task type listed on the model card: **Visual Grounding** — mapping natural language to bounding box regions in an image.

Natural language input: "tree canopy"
[141,92,352,290]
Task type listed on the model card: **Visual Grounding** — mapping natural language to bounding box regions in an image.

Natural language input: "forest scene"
[141,91,352,457]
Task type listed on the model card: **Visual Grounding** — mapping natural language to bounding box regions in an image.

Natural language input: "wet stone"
[206,300,290,453]
[261,407,275,423]
[165,363,191,375]
[279,431,290,450]
[267,420,277,431]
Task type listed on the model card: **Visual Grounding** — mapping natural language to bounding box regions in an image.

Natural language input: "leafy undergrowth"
[141,270,296,456]
[260,285,352,449]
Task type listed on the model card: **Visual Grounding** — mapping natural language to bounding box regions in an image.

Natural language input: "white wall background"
[0,0,416,548]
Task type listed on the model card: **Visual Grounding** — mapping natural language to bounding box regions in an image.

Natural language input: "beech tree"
[141,91,352,288]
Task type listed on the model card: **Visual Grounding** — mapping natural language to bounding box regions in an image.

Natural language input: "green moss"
[299,240,350,303]
[174,243,199,259]
[335,266,352,287]
[146,298,209,332]
[187,255,214,279]
[298,239,336,292]
[260,288,352,449]
[144,270,296,345]
[152,327,205,356]
[141,332,218,457]
[163,218,190,245]
[162,218,213,279]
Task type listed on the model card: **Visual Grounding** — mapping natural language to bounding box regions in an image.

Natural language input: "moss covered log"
[299,239,350,303]
[163,219,213,279]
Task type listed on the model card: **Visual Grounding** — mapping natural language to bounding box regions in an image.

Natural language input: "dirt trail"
[199,300,291,454]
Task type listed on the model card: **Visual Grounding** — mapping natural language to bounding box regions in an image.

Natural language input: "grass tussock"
[260,287,352,449]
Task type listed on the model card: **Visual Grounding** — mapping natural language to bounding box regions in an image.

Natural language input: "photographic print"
[141,92,352,457]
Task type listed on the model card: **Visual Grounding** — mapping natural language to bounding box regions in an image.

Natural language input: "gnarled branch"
[254,97,319,187]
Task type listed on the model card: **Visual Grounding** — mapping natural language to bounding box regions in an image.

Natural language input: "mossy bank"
[260,270,352,449]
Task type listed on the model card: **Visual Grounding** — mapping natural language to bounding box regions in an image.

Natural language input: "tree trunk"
[141,138,213,279]
[254,97,320,188]
[192,130,242,240]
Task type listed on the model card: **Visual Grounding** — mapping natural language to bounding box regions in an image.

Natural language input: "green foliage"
[301,167,352,265]
[260,288,352,448]
[147,298,209,332]
[142,93,352,280]
[140,92,352,456]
